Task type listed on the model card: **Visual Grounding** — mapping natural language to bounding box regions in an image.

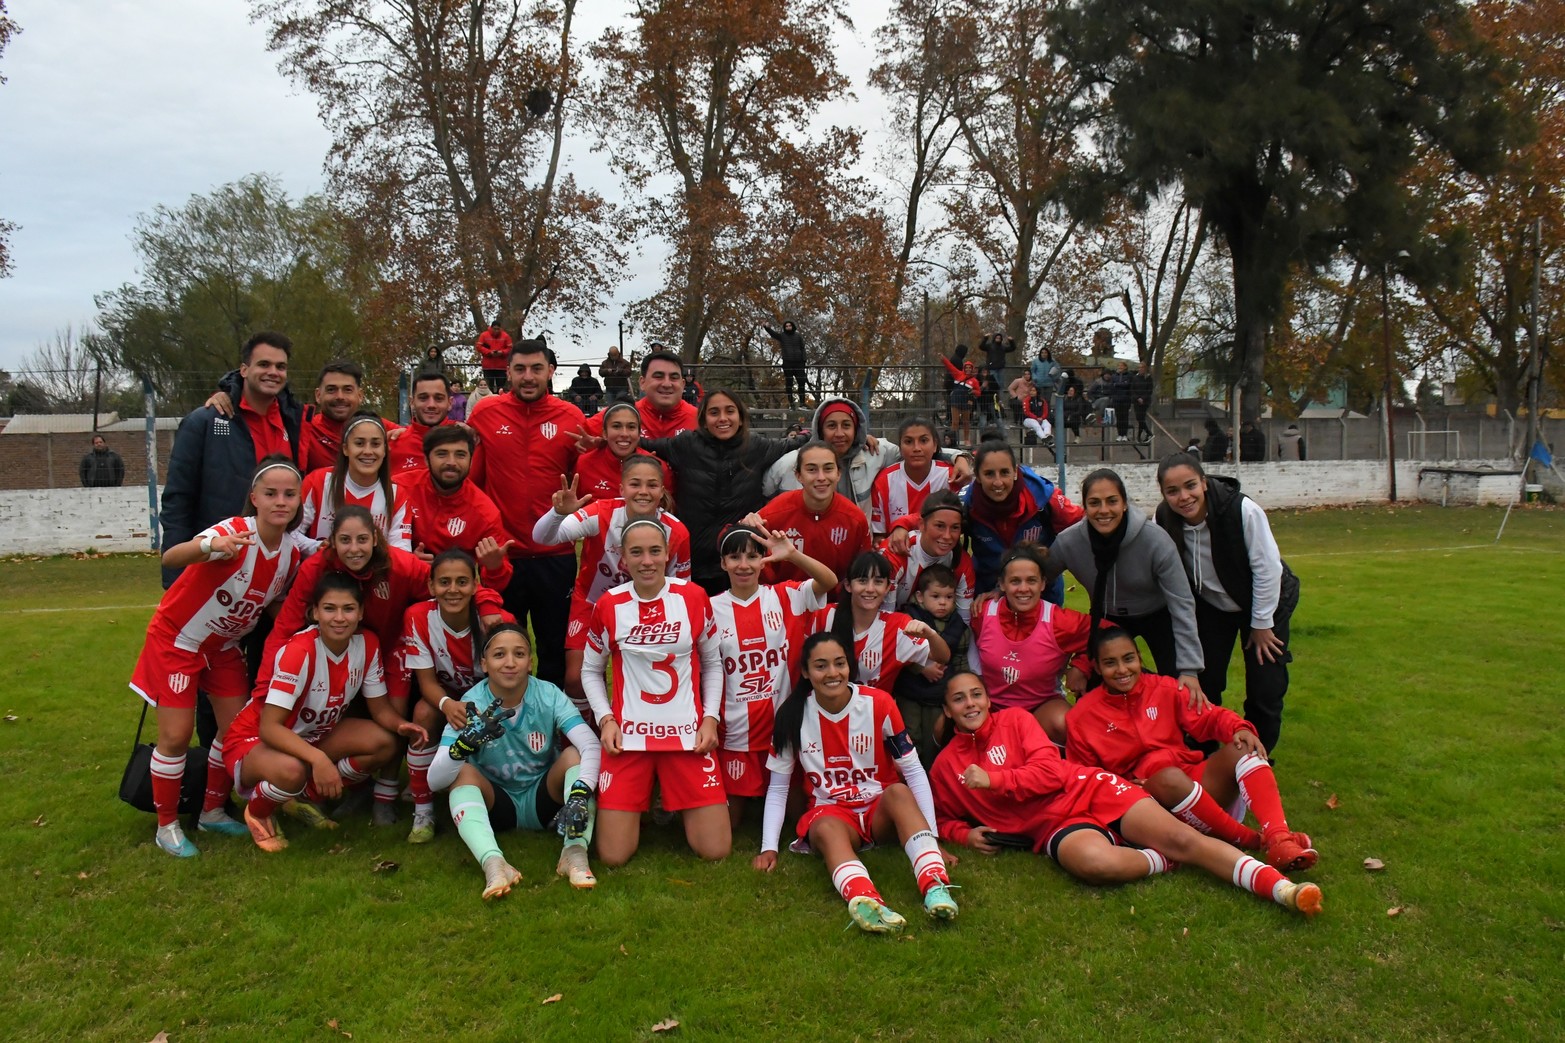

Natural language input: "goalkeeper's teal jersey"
[440,677,584,797]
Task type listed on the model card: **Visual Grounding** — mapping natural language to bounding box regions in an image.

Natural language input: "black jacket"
[1129,371,1155,407]
[643,427,807,582]
[1202,431,1229,462]
[1109,371,1134,407]
[160,370,304,587]
[981,335,1015,370]
[1154,475,1299,624]
[764,325,806,365]
[892,603,971,708]
[1239,426,1266,462]
[80,448,125,488]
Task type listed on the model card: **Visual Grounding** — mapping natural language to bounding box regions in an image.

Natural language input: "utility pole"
[1525,217,1542,481]
[1382,265,1397,502]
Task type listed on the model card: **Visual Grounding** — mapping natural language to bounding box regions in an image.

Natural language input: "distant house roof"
[1299,404,1369,419]
[0,412,120,434]
[103,416,181,431]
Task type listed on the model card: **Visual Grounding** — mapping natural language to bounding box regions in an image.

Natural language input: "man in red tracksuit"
[395,425,514,579]
[476,320,513,393]
[467,336,583,686]
[389,370,459,477]
[580,348,697,439]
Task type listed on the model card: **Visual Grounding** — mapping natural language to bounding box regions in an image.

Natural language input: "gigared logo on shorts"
[598,771,613,791]
[446,517,467,538]
[987,745,1007,766]
[527,731,547,753]
[851,732,871,755]
[725,758,744,781]
[167,672,191,694]
[541,422,558,441]
[829,526,849,546]
[1146,706,1158,721]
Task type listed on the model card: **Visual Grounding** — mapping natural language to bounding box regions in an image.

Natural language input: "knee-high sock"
[830,859,879,903]
[1231,854,1289,904]
[1170,782,1262,849]
[406,746,437,806]
[903,828,949,893]
[561,763,595,850]
[1139,848,1175,876]
[337,756,371,785]
[373,777,400,804]
[247,779,302,821]
[1235,752,1290,841]
[151,748,185,828]
[450,785,501,865]
[202,738,232,814]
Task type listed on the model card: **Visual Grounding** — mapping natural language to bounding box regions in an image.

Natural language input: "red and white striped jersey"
[400,601,481,700]
[712,580,828,752]
[298,469,411,551]
[870,461,952,533]
[813,606,931,690]
[149,516,300,654]
[534,500,691,605]
[766,684,905,811]
[226,629,388,748]
[586,579,716,752]
[880,536,976,621]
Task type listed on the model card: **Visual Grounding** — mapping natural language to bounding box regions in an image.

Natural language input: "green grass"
[1,505,1563,1041]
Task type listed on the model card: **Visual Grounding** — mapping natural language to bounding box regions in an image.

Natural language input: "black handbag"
[118,701,209,815]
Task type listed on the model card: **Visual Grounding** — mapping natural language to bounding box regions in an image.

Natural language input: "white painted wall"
[0,487,161,555]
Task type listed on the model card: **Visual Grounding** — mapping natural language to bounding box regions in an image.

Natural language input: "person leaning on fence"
[598,346,634,404]
[476,319,513,394]
[763,320,809,408]
[566,364,604,417]
[80,434,125,487]
[1277,423,1306,460]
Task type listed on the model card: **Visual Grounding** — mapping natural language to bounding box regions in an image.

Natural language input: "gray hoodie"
[763,396,902,520]
[1046,503,1204,674]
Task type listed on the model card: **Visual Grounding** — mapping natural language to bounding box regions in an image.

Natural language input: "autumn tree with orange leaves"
[0,1,19,278]
[251,0,621,368]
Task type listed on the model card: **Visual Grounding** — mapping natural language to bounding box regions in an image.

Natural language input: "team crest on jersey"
[374,580,391,601]
[1146,706,1159,721]
[167,672,191,694]
[828,526,849,546]
[1002,666,1019,686]
[568,620,584,637]
[850,732,871,755]
[725,758,744,781]
[598,771,613,791]
[446,517,467,537]
[763,610,784,632]
[860,648,882,674]
[541,422,558,441]
[987,745,1007,766]
[527,730,547,753]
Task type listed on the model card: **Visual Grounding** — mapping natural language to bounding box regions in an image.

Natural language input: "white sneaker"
[556,845,598,889]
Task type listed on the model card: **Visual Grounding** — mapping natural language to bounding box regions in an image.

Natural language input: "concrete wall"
[0,487,161,554]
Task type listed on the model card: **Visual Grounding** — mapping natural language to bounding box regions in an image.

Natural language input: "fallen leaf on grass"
[371,860,399,873]
[327,844,349,855]
[76,871,91,880]
[1181,927,1189,938]
[618,944,628,955]
[1325,793,1342,810]
[4,714,18,722]
[1504,996,1517,1006]
[33,815,45,827]
[327,1017,352,1038]
[542,994,562,1005]
[1363,858,1386,871]
[1129,906,1134,915]
[1386,906,1404,918]
[148,1034,168,1043]
[651,1019,680,1033]
[1308,779,1323,788]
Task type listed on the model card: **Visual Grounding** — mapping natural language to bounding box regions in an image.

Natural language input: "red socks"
[1231,854,1287,903]
[1171,781,1263,849]
[150,748,184,828]
[831,859,880,903]
[406,747,435,806]
[202,738,232,814]
[904,829,950,894]
[1235,752,1290,842]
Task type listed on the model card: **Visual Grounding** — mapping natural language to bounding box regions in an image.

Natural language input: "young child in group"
[890,564,971,768]
[224,573,428,853]
[754,633,959,934]
[129,455,304,857]
[814,551,950,691]
[425,624,603,898]
[1066,628,1318,872]
[934,671,1322,917]
[711,523,837,827]
[400,548,515,844]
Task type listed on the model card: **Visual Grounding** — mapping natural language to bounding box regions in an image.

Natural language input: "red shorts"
[1134,747,1207,781]
[565,595,594,652]
[798,798,880,845]
[596,749,726,813]
[129,641,249,711]
[719,749,768,798]
[1045,770,1152,858]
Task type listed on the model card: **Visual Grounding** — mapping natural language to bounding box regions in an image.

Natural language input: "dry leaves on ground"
[1325,793,1342,810]
[1363,858,1386,871]
[371,860,399,873]
[651,1019,680,1033]
[542,994,562,1005]
[1387,907,1404,918]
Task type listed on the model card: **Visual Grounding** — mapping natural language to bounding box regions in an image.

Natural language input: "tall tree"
[251,0,620,358]
[1053,0,1513,421]
[590,0,876,363]
[1408,0,1564,412]
[0,1,20,277]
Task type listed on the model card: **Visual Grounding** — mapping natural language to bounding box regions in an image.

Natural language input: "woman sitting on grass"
[754,632,958,934]
[1065,628,1318,873]
[223,572,427,853]
[933,670,1322,917]
[425,624,603,899]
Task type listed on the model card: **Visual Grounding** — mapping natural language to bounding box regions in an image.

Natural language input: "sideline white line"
[1290,543,1564,558]
[4,603,159,614]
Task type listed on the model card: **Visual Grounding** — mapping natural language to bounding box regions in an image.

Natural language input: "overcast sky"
[0,1,894,374]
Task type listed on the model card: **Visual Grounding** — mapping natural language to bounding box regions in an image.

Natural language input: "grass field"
[1,505,1563,1042]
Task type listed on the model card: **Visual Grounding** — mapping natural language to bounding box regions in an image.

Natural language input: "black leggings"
[1105,607,1180,678]
[1195,598,1292,751]
[783,364,808,404]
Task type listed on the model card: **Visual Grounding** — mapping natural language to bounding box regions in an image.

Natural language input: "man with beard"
[389,369,459,477]
[580,348,697,440]
[397,425,514,578]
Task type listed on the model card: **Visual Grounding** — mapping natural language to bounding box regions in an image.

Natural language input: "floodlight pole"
[1382,265,1397,502]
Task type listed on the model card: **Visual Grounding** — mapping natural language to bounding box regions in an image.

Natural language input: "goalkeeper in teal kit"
[426,624,603,898]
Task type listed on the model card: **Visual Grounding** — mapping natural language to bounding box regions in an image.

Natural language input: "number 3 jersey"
[766,684,909,812]
[711,580,827,753]
[582,578,720,752]
[226,628,388,748]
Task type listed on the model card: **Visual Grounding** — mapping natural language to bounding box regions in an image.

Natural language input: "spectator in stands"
[682,366,704,407]
[1063,385,1088,443]
[599,347,633,404]
[1239,420,1265,462]
[1130,361,1155,442]
[1110,361,1135,442]
[981,331,1016,384]
[1277,423,1306,461]
[975,365,1005,439]
[1030,347,1062,399]
[80,434,125,488]
[566,364,604,417]
[1202,419,1230,463]
[764,320,809,408]
[1006,372,1034,430]
[476,319,513,394]
[449,380,469,422]
[581,349,696,440]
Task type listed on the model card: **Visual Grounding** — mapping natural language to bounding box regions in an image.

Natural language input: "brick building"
[0,413,178,491]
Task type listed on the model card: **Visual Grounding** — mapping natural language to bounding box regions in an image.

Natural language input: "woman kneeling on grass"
[754,632,958,934]
[426,625,603,899]
[1065,628,1318,873]
[223,573,427,853]
[934,670,1322,917]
